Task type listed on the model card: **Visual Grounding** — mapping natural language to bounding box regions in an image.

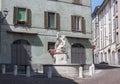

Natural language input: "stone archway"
[11,39,31,65]
[71,43,85,64]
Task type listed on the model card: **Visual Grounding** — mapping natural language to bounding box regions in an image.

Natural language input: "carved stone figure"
[53,32,67,64]
[55,32,66,53]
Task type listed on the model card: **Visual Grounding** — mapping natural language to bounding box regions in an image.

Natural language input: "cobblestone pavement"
[80,67,120,84]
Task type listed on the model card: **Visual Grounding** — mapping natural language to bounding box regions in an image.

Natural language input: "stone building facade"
[92,0,119,65]
[0,0,93,70]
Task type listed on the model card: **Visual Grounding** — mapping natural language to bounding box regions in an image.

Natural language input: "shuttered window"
[13,7,31,26]
[71,15,85,32]
[44,12,60,30]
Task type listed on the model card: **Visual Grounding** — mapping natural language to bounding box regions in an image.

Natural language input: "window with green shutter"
[13,7,31,26]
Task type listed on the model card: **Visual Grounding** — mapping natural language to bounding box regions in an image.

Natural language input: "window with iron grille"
[13,7,31,26]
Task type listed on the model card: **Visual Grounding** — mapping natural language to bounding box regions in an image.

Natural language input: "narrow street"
[80,66,120,84]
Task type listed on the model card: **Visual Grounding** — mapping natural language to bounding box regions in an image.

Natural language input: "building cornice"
[92,0,110,18]
[97,0,109,13]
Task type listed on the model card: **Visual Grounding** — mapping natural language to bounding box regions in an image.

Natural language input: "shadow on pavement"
[0,74,79,84]
[95,64,120,70]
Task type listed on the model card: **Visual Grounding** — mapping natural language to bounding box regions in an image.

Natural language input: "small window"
[48,42,55,50]
[13,7,31,26]
[44,12,60,30]
[72,0,81,4]
[71,15,85,32]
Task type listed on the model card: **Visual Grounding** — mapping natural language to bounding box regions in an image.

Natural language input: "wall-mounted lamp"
[3,8,8,17]
[0,8,8,23]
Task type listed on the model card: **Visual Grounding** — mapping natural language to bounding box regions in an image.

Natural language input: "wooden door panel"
[71,44,85,64]
[11,40,31,65]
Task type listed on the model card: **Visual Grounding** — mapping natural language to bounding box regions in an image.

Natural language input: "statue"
[55,32,66,53]
[53,32,67,64]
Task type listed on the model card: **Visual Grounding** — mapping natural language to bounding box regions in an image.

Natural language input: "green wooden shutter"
[13,7,18,25]
[56,13,60,30]
[27,9,31,27]
[71,16,76,31]
[44,12,48,28]
[81,17,85,33]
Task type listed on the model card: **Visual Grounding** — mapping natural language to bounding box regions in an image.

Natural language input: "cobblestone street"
[81,66,120,84]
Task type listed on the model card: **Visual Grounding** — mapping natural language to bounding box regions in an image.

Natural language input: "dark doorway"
[11,39,31,65]
[71,43,85,64]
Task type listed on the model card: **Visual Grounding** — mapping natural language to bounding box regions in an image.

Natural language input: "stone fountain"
[43,32,81,78]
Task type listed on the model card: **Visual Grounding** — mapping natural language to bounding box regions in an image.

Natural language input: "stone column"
[14,65,18,76]
[47,66,52,78]
[26,66,30,77]
[79,66,83,78]
[2,65,6,74]
[89,64,95,76]
[91,64,95,74]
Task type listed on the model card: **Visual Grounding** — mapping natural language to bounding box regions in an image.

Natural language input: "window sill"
[72,30,82,32]
[46,27,59,30]
[7,30,38,35]
[17,21,26,24]
[72,2,82,5]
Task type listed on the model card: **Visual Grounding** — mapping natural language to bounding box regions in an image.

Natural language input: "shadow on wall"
[0,12,79,84]
[1,10,43,46]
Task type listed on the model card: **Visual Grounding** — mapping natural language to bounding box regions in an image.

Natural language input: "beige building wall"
[93,0,119,65]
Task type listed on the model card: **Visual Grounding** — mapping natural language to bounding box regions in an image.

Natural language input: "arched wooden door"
[11,40,31,65]
[71,43,85,64]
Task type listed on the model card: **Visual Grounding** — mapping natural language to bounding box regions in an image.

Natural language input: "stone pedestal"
[43,64,81,78]
[54,53,67,64]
